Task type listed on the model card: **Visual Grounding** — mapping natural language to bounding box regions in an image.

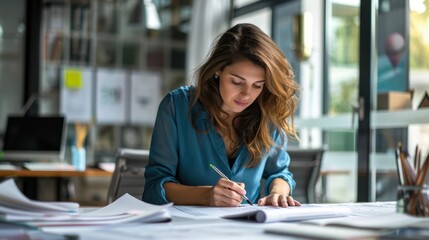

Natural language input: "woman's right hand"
[209,178,247,207]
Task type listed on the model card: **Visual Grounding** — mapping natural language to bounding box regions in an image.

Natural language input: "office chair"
[107,148,149,204]
[288,148,325,203]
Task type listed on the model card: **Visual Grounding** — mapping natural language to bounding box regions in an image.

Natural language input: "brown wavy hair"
[191,23,299,167]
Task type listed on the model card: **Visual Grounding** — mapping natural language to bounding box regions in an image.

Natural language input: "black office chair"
[107,148,149,204]
[288,148,325,203]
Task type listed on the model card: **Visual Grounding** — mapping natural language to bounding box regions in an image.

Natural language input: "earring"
[213,75,220,80]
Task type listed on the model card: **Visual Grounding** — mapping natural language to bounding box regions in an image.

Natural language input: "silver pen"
[209,163,253,206]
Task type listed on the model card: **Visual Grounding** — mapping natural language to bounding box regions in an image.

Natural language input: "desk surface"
[0,168,112,178]
[39,202,402,240]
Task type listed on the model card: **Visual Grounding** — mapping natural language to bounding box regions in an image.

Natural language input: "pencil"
[209,163,253,206]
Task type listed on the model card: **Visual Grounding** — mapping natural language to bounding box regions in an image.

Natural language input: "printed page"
[310,201,396,216]
[173,204,256,219]
[60,67,93,123]
[174,205,351,223]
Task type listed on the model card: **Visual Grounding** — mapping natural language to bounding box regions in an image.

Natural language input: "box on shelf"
[377,91,412,110]
[417,91,429,109]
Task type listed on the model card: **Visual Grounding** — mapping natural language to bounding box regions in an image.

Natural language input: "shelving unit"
[39,0,192,165]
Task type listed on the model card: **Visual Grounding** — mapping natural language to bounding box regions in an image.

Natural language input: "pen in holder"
[72,123,90,171]
[395,143,429,217]
[397,185,429,217]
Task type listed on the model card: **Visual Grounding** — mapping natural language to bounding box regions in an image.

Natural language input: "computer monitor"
[1,115,67,161]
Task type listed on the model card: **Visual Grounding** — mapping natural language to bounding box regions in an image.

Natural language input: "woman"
[143,23,301,208]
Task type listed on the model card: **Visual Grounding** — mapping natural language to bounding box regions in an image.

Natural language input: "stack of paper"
[0,179,79,221]
[28,194,172,227]
[0,179,171,227]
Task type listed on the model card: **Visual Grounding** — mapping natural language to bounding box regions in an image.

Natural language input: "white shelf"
[371,108,429,128]
[295,108,429,130]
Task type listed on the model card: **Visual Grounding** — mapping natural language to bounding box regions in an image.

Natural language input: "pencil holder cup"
[71,146,86,171]
[396,185,429,217]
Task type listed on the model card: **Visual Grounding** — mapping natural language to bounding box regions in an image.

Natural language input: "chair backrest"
[288,148,324,203]
[107,148,149,204]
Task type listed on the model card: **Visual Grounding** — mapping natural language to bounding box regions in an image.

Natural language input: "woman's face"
[218,59,265,116]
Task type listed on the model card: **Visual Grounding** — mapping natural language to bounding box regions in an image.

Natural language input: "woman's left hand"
[258,193,301,208]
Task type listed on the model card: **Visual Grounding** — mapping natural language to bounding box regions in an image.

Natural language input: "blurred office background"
[1,0,429,205]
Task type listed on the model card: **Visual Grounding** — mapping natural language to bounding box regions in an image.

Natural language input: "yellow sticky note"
[65,69,83,89]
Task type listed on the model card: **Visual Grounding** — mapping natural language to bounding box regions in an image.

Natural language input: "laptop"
[1,115,67,162]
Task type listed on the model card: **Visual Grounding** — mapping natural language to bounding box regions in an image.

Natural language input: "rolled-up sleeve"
[262,130,295,196]
[143,93,180,204]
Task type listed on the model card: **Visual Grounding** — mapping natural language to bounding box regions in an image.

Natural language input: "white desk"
[38,202,409,240]
[46,215,290,240]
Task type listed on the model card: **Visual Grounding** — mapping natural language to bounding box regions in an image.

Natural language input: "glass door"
[370,0,429,201]
[272,0,361,203]
[320,0,429,202]
[322,0,360,202]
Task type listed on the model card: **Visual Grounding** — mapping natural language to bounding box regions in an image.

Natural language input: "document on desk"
[303,212,429,230]
[28,194,172,227]
[1,179,171,227]
[311,201,397,217]
[0,178,79,215]
[174,204,351,223]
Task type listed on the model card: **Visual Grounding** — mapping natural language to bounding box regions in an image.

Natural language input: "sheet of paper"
[311,201,396,216]
[60,67,93,123]
[66,218,269,240]
[82,193,171,216]
[96,69,127,124]
[174,205,351,223]
[28,194,172,227]
[0,205,51,218]
[304,212,429,230]
[0,179,79,213]
[173,204,255,219]
[130,71,162,125]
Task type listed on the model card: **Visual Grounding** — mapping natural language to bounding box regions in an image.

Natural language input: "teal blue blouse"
[142,86,295,205]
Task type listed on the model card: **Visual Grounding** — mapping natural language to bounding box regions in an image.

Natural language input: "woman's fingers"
[211,179,246,207]
[218,179,246,196]
[257,194,301,208]
[280,194,288,207]
[258,197,267,206]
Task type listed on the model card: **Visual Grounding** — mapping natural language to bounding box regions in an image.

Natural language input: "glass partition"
[371,0,429,201]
